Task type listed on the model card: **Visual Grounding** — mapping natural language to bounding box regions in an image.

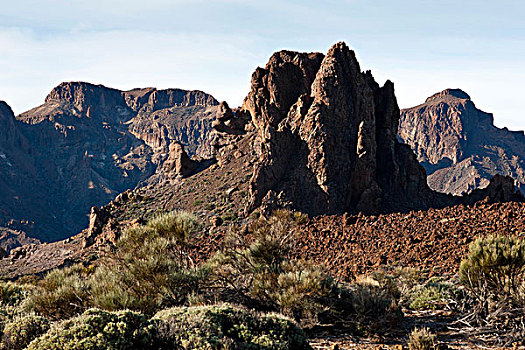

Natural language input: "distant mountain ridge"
[0,82,219,241]
[398,89,525,195]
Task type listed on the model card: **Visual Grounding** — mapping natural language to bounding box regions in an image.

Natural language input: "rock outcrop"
[0,83,219,241]
[399,89,525,195]
[240,42,441,215]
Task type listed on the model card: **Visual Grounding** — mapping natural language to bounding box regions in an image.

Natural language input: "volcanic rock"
[243,42,442,215]
[0,83,219,241]
[162,142,199,178]
[399,89,525,195]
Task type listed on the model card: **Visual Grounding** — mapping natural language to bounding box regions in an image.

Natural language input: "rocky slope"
[399,89,525,195]
[2,42,522,277]
[0,83,218,241]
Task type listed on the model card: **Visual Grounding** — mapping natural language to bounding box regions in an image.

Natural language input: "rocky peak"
[241,41,440,215]
[242,49,324,131]
[44,82,128,119]
[0,101,14,119]
[399,90,525,195]
[425,88,471,102]
[124,88,218,114]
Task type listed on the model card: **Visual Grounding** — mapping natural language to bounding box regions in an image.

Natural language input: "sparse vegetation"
[408,327,437,350]
[27,210,206,318]
[406,278,463,310]
[26,309,154,350]
[456,235,525,345]
[459,235,525,306]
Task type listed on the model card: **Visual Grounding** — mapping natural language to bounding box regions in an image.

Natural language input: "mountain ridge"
[399,88,525,195]
[0,82,219,241]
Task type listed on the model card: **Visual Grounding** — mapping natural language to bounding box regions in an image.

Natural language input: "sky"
[0,0,524,130]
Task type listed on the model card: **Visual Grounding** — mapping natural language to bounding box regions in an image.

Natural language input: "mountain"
[399,89,525,195]
[0,83,218,241]
[1,41,522,277]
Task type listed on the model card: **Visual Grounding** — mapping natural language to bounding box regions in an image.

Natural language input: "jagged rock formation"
[241,43,443,215]
[1,42,523,278]
[399,89,525,195]
[0,83,218,241]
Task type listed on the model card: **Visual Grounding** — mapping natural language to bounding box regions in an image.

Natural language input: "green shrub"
[27,211,206,318]
[459,235,525,304]
[349,279,394,318]
[25,264,92,320]
[93,211,206,314]
[152,304,310,350]
[0,283,26,307]
[206,210,335,324]
[27,309,155,350]
[407,278,464,310]
[1,315,49,350]
[408,327,437,350]
[145,210,200,244]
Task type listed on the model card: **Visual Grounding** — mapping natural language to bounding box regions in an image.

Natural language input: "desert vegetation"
[0,211,524,349]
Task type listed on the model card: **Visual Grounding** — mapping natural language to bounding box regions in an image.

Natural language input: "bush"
[1,315,49,350]
[408,327,437,350]
[349,278,396,319]
[206,210,336,324]
[152,304,310,350]
[459,235,525,305]
[407,278,464,310]
[27,309,155,350]
[145,211,200,244]
[25,264,92,320]
[92,211,205,314]
[27,211,206,318]
[0,283,26,307]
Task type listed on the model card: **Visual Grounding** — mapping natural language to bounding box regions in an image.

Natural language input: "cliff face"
[0,83,218,241]
[399,89,525,195]
[242,43,440,215]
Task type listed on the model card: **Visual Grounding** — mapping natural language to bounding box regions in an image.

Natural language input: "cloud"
[0,29,262,113]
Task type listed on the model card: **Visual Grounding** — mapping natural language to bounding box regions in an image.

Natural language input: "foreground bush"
[152,304,310,350]
[1,315,49,350]
[408,327,437,350]
[25,264,91,320]
[27,211,206,318]
[459,235,525,305]
[27,309,154,350]
[406,278,464,310]
[92,212,206,314]
[206,210,339,324]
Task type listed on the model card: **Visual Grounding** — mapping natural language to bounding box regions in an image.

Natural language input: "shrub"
[349,278,395,318]
[408,327,437,350]
[373,267,424,300]
[27,309,155,350]
[25,264,92,320]
[145,210,200,245]
[152,304,310,350]
[1,315,49,350]
[27,211,206,318]
[92,211,206,314]
[206,210,335,324]
[407,278,464,310]
[0,283,26,307]
[459,235,525,305]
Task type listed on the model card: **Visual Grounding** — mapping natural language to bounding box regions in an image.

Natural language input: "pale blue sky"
[0,0,523,130]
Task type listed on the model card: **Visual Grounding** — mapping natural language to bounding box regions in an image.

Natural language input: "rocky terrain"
[1,42,522,279]
[399,89,525,195]
[0,83,218,242]
[0,42,524,350]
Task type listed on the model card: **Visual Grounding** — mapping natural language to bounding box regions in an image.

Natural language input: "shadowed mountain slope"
[0,83,218,241]
[399,89,525,195]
